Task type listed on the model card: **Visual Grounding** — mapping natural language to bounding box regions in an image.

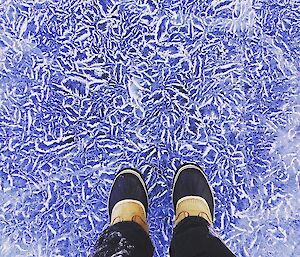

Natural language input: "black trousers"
[91,217,236,257]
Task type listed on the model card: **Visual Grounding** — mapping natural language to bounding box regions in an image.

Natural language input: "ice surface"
[0,0,299,256]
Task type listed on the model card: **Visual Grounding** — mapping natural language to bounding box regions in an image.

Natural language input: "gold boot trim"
[111,199,149,234]
[175,196,213,227]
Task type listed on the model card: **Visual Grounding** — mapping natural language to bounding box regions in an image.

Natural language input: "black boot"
[109,168,149,233]
[172,163,214,226]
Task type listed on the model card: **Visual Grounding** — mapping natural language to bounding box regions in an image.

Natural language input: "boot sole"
[172,163,215,222]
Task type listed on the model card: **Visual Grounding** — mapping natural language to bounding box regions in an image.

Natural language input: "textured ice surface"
[0,0,299,256]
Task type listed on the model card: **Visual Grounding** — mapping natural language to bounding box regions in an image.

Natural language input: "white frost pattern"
[0,0,299,256]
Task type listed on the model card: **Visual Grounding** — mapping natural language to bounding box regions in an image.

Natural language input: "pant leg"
[170,216,236,257]
[91,221,154,257]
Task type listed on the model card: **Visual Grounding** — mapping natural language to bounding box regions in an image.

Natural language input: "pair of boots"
[92,163,236,257]
[109,163,214,233]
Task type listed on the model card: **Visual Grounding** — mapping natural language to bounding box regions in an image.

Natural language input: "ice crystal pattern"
[0,0,299,256]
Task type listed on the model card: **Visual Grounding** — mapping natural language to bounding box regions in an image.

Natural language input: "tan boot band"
[111,199,149,233]
[175,196,213,226]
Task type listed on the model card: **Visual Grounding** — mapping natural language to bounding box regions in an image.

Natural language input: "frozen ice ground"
[0,0,299,256]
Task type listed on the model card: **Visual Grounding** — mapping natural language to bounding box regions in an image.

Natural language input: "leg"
[92,221,153,257]
[170,217,236,257]
[170,163,236,257]
[91,168,154,257]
